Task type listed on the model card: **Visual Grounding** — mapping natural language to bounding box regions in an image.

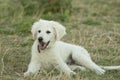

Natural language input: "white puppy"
[24,19,120,76]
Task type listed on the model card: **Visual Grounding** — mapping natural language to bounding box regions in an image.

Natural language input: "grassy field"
[0,0,120,80]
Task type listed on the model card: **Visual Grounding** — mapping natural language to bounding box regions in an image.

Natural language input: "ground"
[0,0,120,80]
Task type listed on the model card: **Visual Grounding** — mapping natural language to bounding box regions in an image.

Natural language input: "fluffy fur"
[24,19,120,76]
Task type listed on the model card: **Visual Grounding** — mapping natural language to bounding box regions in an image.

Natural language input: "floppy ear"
[50,21,66,40]
[31,21,40,39]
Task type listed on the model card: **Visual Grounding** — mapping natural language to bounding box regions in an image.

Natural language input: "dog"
[24,19,120,76]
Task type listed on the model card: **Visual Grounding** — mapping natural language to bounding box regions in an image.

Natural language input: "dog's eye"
[46,30,51,34]
[38,30,41,33]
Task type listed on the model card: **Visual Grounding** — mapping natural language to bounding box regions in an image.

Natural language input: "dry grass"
[0,0,120,80]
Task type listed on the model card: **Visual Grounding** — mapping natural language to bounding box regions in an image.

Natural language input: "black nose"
[38,37,43,42]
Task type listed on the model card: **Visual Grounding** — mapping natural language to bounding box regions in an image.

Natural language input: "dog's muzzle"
[38,37,50,51]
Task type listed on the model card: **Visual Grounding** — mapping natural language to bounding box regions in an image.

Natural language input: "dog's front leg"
[24,54,41,77]
[53,57,76,75]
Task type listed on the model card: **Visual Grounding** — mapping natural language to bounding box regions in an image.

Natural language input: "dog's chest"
[39,51,56,69]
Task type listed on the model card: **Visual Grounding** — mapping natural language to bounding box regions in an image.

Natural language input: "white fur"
[24,19,120,76]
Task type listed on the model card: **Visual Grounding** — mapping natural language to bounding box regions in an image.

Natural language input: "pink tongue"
[40,42,46,50]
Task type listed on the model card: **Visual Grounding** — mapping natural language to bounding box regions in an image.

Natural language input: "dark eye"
[46,30,51,34]
[38,30,41,33]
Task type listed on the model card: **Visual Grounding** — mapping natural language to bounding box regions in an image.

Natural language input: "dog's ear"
[51,21,66,40]
[31,21,39,40]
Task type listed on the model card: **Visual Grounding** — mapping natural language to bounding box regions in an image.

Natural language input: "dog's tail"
[100,65,120,70]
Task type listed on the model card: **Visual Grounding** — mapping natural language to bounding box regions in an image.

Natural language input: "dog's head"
[31,19,66,50]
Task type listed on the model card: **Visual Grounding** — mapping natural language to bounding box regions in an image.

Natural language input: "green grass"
[82,18,101,25]
[0,0,120,80]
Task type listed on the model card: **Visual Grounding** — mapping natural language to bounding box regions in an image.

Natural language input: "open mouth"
[38,41,50,50]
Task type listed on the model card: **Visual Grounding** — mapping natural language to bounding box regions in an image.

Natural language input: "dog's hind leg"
[72,48,105,75]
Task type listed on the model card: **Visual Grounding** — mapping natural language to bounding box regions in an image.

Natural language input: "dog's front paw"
[65,71,76,76]
[24,71,32,77]
[70,71,76,75]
